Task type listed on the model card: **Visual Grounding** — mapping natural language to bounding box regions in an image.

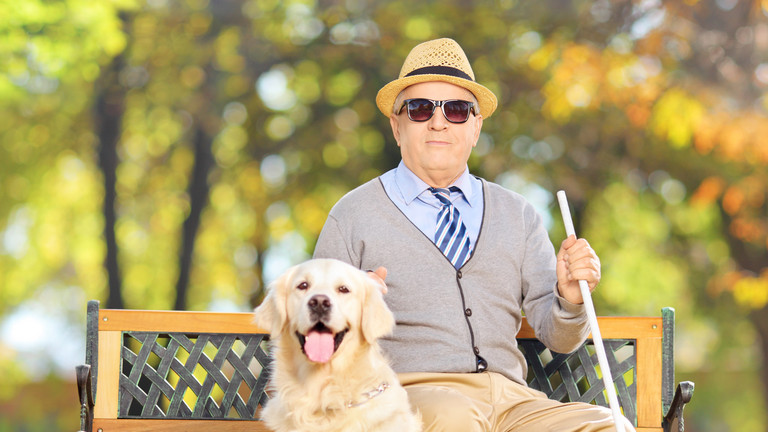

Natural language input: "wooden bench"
[76,300,694,432]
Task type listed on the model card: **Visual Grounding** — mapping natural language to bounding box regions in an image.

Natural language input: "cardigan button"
[476,356,488,372]
[457,271,462,278]
[465,308,472,317]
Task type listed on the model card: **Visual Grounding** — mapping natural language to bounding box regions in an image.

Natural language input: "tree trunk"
[94,25,127,310]
[750,307,768,429]
[173,123,213,310]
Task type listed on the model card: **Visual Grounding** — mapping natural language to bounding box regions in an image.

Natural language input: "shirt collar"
[394,161,475,207]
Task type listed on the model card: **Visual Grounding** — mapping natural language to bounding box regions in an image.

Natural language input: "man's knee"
[512,402,636,432]
[405,385,489,432]
[571,404,635,432]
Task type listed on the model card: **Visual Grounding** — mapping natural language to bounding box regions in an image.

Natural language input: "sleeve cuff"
[553,283,586,316]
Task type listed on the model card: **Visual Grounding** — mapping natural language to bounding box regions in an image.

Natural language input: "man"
[313,38,634,431]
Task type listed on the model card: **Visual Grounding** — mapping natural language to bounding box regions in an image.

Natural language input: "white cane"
[556,190,626,432]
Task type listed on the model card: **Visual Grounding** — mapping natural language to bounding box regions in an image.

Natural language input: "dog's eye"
[297,281,309,290]
[337,285,349,294]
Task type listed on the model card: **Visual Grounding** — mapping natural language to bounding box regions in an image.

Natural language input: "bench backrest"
[517,311,674,429]
[80,300,675,431]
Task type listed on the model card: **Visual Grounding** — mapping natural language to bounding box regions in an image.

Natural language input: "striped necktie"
[430,187,472,269]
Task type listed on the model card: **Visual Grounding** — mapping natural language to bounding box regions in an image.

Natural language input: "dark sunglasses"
[396,98,477,124]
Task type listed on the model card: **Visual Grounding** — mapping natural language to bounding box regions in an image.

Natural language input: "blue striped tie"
[430,187,472,269]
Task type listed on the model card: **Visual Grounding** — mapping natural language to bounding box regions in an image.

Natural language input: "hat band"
[404,66,473,81]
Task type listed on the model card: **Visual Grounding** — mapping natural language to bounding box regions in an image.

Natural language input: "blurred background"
[1,0,767,430]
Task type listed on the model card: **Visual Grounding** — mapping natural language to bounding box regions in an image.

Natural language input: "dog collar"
[345,382,390,409]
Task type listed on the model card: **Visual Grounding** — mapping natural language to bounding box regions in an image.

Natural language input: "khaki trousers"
[399,372,636,432]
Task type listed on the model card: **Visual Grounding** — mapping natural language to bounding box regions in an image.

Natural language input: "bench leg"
[76,364,94,432]
[662,381,694,432]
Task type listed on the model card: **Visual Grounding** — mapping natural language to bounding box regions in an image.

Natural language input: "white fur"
[254,258,421,432]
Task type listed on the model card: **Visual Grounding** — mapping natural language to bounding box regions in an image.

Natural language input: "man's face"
[389,81,483,188]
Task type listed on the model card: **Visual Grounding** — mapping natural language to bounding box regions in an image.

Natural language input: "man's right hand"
[367,266,388,294]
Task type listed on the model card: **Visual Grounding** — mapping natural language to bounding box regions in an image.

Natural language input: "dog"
[253,258,421,432]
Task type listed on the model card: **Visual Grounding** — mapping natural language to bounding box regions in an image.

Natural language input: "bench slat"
[90,419,662,432]
[637,336,663,426]
[99,310,262,333]
[517,316,663,339]
[93,418,273,431]
[95,331,121,420]
[101,308,663,339]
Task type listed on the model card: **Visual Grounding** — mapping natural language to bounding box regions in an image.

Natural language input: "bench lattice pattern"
[519,339,637,425]
[119,332,272,419]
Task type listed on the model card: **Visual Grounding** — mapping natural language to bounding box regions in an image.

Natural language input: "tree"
[1,0,767,430]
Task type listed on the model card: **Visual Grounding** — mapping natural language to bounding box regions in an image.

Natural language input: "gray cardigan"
[313,176,588,385]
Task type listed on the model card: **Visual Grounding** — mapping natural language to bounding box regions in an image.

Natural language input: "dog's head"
[253,258,394,364]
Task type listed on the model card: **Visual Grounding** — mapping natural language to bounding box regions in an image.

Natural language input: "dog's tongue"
[304,330,335,363]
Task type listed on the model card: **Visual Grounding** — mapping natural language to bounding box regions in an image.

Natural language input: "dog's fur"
[253,258,421,432]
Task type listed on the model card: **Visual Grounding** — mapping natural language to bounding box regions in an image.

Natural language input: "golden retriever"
[253,258,421,432]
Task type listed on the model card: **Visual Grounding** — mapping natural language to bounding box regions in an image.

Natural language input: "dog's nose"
[308,295,332,316]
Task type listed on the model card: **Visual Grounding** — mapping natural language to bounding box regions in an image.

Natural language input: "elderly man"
[313,38,634,431]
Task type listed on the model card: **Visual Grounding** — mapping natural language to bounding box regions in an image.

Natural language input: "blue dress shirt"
[379,161,483,248]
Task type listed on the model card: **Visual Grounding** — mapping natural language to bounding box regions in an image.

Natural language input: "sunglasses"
[396,98,477,124]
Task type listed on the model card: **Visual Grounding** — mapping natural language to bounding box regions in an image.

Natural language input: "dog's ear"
[253,267,293,336]
[361,275,395,344]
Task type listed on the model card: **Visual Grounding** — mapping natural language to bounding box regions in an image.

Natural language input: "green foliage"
[2,0,768,430]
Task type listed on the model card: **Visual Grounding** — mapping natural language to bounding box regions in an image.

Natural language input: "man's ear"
[253,267,294,336]
[389,114,402,147]
[361,275,395,344]
[471,114,483,147]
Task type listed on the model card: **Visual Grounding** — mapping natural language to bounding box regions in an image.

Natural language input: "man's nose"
[428,106,449,129]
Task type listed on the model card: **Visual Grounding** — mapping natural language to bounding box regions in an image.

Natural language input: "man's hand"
[367,266,388,294]
[556,235,601,304]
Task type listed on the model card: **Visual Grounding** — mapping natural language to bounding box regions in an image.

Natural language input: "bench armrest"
[76,364,94,432]
[662,381,694,432]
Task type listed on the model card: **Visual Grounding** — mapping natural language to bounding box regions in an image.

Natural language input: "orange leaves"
[691,177,726,206]
[708,268,768,310]
[692,112,723,155]
[730,180,764,241]
[723,201,768,247]
[626,103,652,128]
[719,122,750,160]
[729,217,766,244]
[723,185,746,215]
[541,43,603,123]
[693,111,768,164]
[693,175,766,247]
[539,41,665,126]
[725,176,765,214]
[726,179,767,243]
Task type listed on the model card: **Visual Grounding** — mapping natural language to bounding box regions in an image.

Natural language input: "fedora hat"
[376,38,498,119]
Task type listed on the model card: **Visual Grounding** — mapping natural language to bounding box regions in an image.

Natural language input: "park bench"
[76,300,694,432]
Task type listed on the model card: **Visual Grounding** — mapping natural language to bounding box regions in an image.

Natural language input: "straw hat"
[376,38,498,119]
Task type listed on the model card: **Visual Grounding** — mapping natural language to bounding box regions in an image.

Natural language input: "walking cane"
[556,190,626,432]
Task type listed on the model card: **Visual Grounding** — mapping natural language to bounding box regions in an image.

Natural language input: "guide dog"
[253,258,421,432]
